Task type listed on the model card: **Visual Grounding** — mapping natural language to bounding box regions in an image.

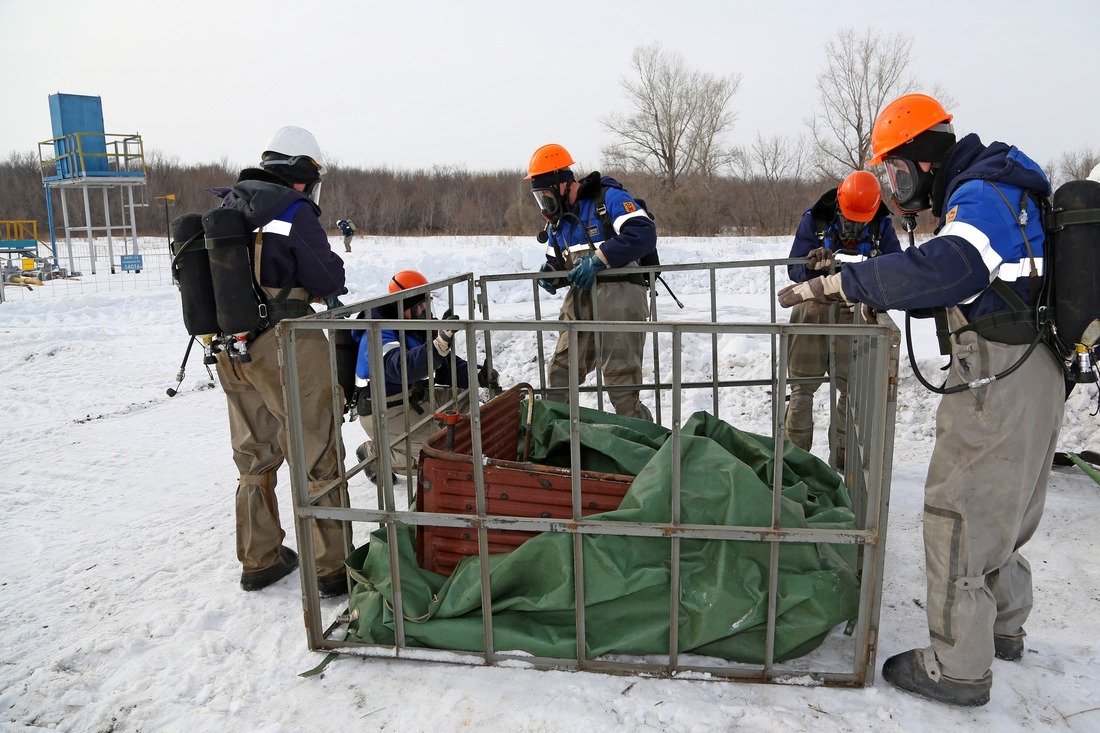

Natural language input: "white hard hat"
[1088,162,1100,184]
[262,126,327,175]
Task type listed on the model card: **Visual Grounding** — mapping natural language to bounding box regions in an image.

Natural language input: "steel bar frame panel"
[281,262,899,687]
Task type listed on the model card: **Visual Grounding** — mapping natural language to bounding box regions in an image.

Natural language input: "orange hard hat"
[389,269,428,293]
[869,94,953,165]
[837,171,882,223]
[525,143,575,180]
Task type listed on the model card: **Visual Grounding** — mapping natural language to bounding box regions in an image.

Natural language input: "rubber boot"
[881,648,991,707]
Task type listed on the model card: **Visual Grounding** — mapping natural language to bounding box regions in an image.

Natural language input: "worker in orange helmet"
[525,143,657,421]
[350,270,498,484]
[779,93,1062,708]
[782,170,900,471]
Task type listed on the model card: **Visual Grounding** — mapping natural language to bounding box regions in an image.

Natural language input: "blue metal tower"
[38,93,148,274]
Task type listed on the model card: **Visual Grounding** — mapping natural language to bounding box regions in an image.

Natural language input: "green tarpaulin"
[343,400,860,663]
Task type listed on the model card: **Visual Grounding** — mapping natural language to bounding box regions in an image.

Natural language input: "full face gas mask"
[531,185,567,223]
[879,123,955,215]
[884,157,936,214]
[529,168,575,224]
[835,211,868,247]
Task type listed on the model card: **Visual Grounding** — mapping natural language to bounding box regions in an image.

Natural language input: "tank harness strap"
[943,183,1043,348]
[1050,207,1100,229]
[240,228,272,342]
[253,228,264,286]
[933,307,953,355]
[261,284,312,326]
[355,378,409,417]
[601,271,647,287]
[951,280,1038,346]
[591,191,647,288]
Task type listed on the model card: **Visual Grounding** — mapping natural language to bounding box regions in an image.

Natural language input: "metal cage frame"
[279,260,899,686]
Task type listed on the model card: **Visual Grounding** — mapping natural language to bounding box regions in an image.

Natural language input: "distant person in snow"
[210,126,350,599]
[526,143,656,421]
[350,269,499,484]
[337,218,356,253]
[779,94,1064,707]
[783,170,900,471]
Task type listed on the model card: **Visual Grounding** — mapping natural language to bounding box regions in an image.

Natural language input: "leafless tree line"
[4,147,1091,243]
[0,152,820,238]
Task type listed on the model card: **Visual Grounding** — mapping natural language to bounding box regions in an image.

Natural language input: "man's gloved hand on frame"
[537,262,559,294]
[433,310,461,357]
[777,272,851,316]
[807,247,834,271]
[477,362,500,390]
[566,253,607,291]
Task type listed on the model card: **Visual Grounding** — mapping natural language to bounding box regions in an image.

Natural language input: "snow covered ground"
[1,235,1098,732]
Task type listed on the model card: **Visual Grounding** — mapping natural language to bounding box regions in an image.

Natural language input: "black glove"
[477,363,500,389]
[355,389,372,417]
[439,309,460,344]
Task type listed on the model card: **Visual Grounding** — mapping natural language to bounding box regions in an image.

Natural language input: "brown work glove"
[777,272,851,315]
[807,246,834,271]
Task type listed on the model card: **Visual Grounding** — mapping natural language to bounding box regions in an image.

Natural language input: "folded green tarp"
[344,400,860,663]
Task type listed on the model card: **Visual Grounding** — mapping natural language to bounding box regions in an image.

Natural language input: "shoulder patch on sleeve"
[945,205,958,224]
[623,201,637,213]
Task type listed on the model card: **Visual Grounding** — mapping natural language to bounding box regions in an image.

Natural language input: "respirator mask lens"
[531,187,564,221]
[884,158,918,203]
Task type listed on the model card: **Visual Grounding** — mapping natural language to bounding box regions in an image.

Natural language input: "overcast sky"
[2,0,1095,176]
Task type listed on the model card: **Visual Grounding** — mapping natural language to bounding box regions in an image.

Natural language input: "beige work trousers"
[921,308,1064,683]
[216,327,350,577]
[358,385,470,477]
[546,280,653,421]
[784,300,851,466]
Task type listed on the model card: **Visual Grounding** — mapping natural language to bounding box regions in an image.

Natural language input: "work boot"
[357,444,397,485]
[881,648,991,707]
[240,546,298,591]
[365,465,398,485]
[318,572,349,598]
[994,633,1025,661]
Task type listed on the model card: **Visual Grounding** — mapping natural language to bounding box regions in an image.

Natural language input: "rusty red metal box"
[415,384,634,575]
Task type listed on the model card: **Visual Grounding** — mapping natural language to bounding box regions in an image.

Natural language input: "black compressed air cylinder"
[203,207,262,336]
[170,213,220,337]
[1049,179,1100,350]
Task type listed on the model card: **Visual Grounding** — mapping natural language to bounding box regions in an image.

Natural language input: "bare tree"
[1047,147,1099,191]
[734,134,818,234]
[808,27,954,179]
[601,43,743,190]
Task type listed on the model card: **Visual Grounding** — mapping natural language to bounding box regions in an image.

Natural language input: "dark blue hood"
[933,133,1050,217]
